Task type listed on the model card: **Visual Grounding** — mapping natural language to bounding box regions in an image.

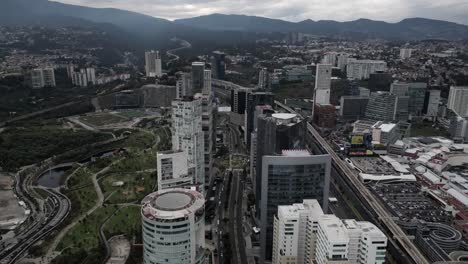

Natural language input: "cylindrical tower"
[141,188,206,264]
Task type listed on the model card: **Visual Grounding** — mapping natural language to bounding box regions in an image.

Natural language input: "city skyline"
[52,0,468,25]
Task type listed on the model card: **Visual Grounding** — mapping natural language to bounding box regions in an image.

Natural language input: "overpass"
[274,100,429,264]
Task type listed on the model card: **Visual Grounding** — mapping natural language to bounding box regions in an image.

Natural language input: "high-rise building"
[255,113,307,208]
[314,64,332,105]
[156,150,192,190]
[86,67,96,85]
[141,188,206,264]
[393,95,410,121]
[200,69,213,185]
[31,68,56,89]
[171,97,205,191]
[390,82,409,96]
[315,215,349,264]
[66,64,75,78]
[272,200,324,264]
[272,200,387,264]
[211,51,225,80]
[369,72,392,92]
[346,60,387,80]
[145,50,162,78]
[176,73,191,99]
[449,111,468,143]
[408,83,427,117]
[339,96,369,120]
[260,151,331,263]
[448,86,468,118]
[322,52,338,66]
[424,90,441,120]
[245,92,275,146]
[342,220,387,264]
[337,54,349,72]
[400,48,413,59]
[191,62,205,94]
[365,92,396,122]
[231,87,250,114]
[258,68,271,91]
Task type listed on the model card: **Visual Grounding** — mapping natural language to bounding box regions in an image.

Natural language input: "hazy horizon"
[51,0,468,25]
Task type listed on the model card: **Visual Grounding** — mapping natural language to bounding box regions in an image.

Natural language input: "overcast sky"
[53,0,468,25]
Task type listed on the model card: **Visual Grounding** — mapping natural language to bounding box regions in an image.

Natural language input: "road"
[228,169,248,264]
[166,38,191,63]
[275,100,429,264]
[0,189,70,264]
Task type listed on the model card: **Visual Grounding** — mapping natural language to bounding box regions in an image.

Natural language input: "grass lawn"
[57,206,115,253]
[104,206,141,238]
[117,111,146,119]
[67,168,93,189]
[67,185,98,217]
[411,124,450,137]
[79,113,129,127]
[110,152,156,173]
[124,131,157,150]
[101,171,155,204]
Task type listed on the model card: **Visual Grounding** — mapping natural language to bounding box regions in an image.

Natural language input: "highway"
[274,100,429,264]
[0,189,70,264]
[228,169,248,264]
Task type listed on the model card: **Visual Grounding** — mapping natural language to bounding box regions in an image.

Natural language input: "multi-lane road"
[275,100,429,264]
[0,189,70,264]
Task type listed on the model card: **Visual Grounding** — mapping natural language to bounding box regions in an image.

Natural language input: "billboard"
[351,135,364,145]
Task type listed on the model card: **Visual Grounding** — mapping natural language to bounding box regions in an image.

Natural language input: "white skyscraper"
[400,48,413,59]
[426,90,441,120]
[171,97,205,191]
[272,200,387,264]
[200,69,213,183]
[448,86,468,117]
[315,215,349,264]
[31,68,56,89]
[145,50,162,78]
[272,200,324,264]
[322,52,338,66]
[337,54,349,71]
[86,67,96,85]
[314,64,332,105]
[156,150,192,190]
[141,188,206,264]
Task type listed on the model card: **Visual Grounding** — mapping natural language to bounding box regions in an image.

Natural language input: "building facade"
[171,97,205,191]
[315,64,332,105]
[260,151,331,264]
[145,50,162,78]
[448,86,468,118]
[346,60,387,80]
[157,150,192,190]
[211,51,226,80]
[141,188,206,264]
[365,92,396,122]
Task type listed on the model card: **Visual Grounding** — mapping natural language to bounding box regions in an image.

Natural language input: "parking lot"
[351,157,396,174]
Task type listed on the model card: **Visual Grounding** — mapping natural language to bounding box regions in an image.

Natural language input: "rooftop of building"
[141,188,205,220]
[282,149,311,157]
[277,199,324,219]
[318,215,349,242]
[272,113,297,120]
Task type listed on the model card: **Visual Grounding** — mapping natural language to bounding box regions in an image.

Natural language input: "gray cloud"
[52,0,468,25]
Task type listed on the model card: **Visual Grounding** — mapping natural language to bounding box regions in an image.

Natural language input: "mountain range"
[1,0,468,48]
